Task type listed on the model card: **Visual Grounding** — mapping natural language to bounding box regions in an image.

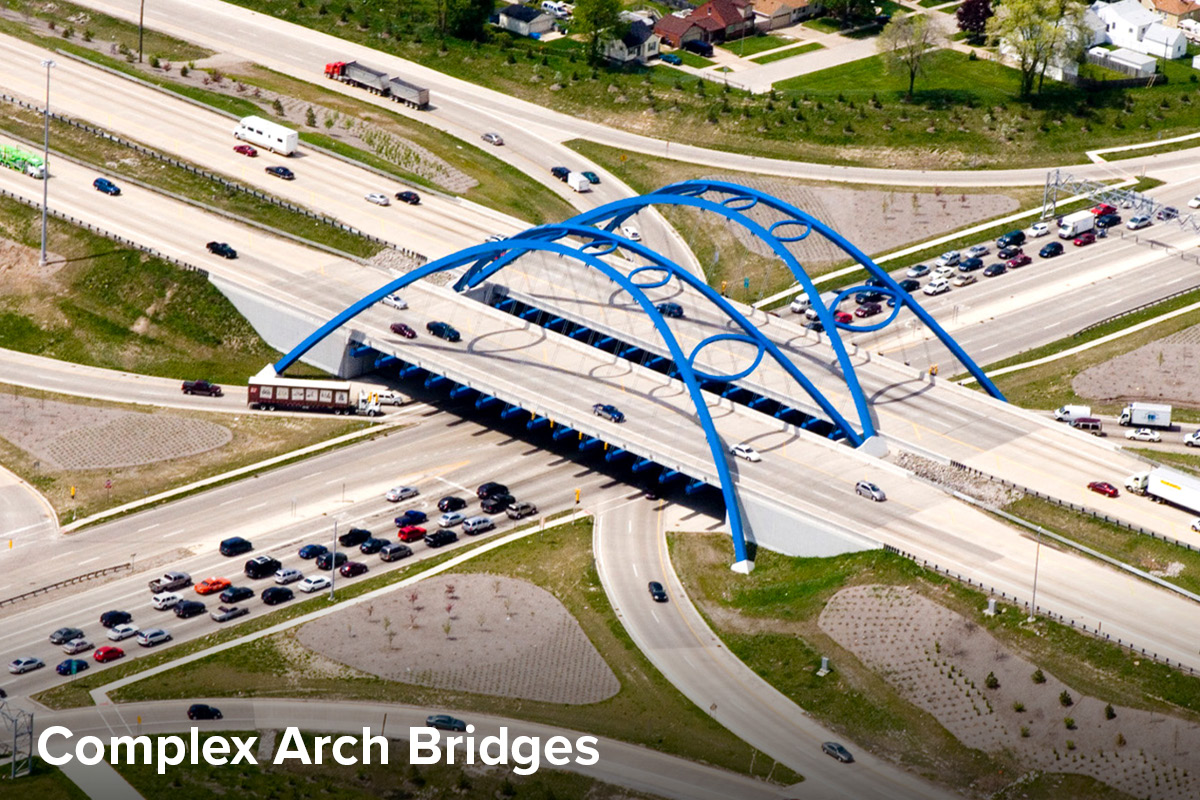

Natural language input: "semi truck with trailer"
[247,370,382,416]
[1125,466,1200,516]
[0,144,46,178]
[233,116,298,156]
[1119,402,1172,428]
[324,61,430,109]
[1058,210,1095,238]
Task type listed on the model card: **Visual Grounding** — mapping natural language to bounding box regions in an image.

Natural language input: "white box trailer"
[233,116,298,156]
[1058,210,1094,239]
[566,172,592,193]
[1126,466,1200,515]
[1119,402,1172,428]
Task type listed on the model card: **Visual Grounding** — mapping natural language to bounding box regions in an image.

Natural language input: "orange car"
[195,576,231,595]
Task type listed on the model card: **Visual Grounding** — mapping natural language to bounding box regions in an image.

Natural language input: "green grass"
[750,41,824,65]
[918,0,949,6]
[1129,447,1200,475]
[677,50,715,68]
[802,16,847,34]
[0,759,90,800]
[8,0,211,62]
[1102,135,1200,161]
[100,520,801,784]
[720,34,794,57]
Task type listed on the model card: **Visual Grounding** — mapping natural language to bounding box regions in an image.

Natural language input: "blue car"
[56,659,89,676]
[593,403,625,423]
[93,177,121,196]
[298,544,328,559]
[395,509,427,527]
[660,53,682,65]
[656,302,684,318]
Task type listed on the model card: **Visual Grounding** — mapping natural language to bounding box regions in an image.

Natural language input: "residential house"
[654,13,706,48]
[753,0,820,31]
[1093,0,1186,57]
[499,4,555,38]
[605,20,662,65]
[691,0,756,42]
[1141,0,1200,28]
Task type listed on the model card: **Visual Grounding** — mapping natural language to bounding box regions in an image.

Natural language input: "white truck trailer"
[1119,402,1172,428]
[1058,210,1095,239]
[566,172,592,193]
[1125,466,1200,516]
[233,116,298,156]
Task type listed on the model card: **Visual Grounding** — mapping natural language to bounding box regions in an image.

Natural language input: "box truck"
[566,172,592,193]
[1058,210,1094,239]
[233,116,298,156]
[1125,466,1200,515]
[1119,402,1171,428]
[1054,404,1092,423]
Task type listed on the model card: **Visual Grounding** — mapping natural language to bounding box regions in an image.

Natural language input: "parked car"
[1095,213,1121,229]
[822,742,854,763]
[660,52,682,65]
[395,190,421,205]
[188,704,222,720]
[93,646,124,663]
[382,294,408,310]
[1007,254,1032,268]
[481,132,504,145]
[233,144,258,157]
[173,601,205,619]
[656,302,684,318]
[1127,215,1152,230]
[220,537,253,557]
[730,443,762,462]
[299,575,333,593]
[265,165,294,180]
[593,403,625,422]
[93,177,121,195]
[8,656,44,674]
[195,577,231,595]
[360,537,390,555]
[298,544,328,560]
[261,586,295,605]
[339,561,369,578]
[648,581,668,602]
[210,605,249,623]
[438,496,468,512]
[426,714,467,732]
[683,39,714,57]
[206,241,237,259]
[934,250,960,267]
[506,501,538,520]
[56,659,89,676]
[339,527,372,548]
[1039,242,1064,258]
[1125,428,1161,442]
[1087,481,1119,498]
[107,624,139,641]
[385,486,420,502]
[855,480,886,501]
[136,628,171,647]
[315,551,348,571]
[61,639,93,655]
[274,567,303,585]
[905,264,930,278]
[365,192,391,206]
[983,263,1007,277]
[1029,222,1050,237]
[1073,232,1096,246]
[426,321,461,342]
[100,610,132,628]
[854,303,882,318]
[50,627,85,645]
[390,322,416,338]
[424,529,458,548]
[550,166,570,181]
[219,586,254,604]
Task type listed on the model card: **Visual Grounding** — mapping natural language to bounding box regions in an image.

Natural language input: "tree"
[877,15,944,100]
[574,0,625,65]
[824,0,875,27]
[956,0,992,41]
[448,0,492,41]
[986,0,1088,97]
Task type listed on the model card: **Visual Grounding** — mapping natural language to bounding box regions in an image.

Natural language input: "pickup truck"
[148,571,192,594]
[182,379,223,397]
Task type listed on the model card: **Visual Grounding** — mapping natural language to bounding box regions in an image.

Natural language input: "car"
[1189,195,1200,209]
[580,171,600,185]
[822,742,854,763]
[506,501,538,520]
[1192,518,1200,533]
[1039,242,1064,258]
[833,310,853,324]
[315,551,349,571]
[261,586,294,605]
[648,581,668,602]
[1029,222,1050,237]
[107,624,139,641]
[481,132,504,145]
[61,639,93,655]
[380,543,414,561]
[265,165,294,180]
[219,586,254,604]
[382,294,408,310]
[56,659,89,676]
[481,494,515,514]
[952,273,977,287]
[195,577,231,595]
[93,177,121,195]
[1157,206,1179,221]
[339,527,372,547]
[93,646,124,663]
[1073,232,1096,246]
[621,225,642,241]
[438,496,468,513]
[390,322,416,338]
[854,303,882,318]
[426,321,461,342]
[593,403,625,423]
[395,190,421,205]
[1088,481,1119,498]
[136,628,171,647]
[550,166,570,181]
[730,443,762,462]
[1125,428,1161,443]
[897,279,921,292]
[365,192,391,206]
[477,482,510,500]
[386,486,420,503]
[934,251,960,267]
[357,537,388,555]
[206,241,237,259]
[965,244,990,258]
[905,264,930,278]
[1091,203,1117,217]
[656,302,684,318]
[804,320,824,332]
[173,601,205,619]
[396,525,427,542]
[683,39,714,57]
[233,144,258,157]
[377,390,409,406]
[100,610,132,628]
[244,555,282,579]
[983,263,1007,277]
[9,656,45,674]
[299,575,332,593]
[855,480,886,501]
[152,592,182,611]
[1185,430,1200,448]
[660,52,682,65]
[424,529,458,548]
[932,265,956,280]
[220,536,253,557]
[957,257,984,273]
[298,544,329,560]
[997,245,1022,260]
[210,605,250,623]
[1127,214,1152,230]
[1096,213,1121,229]
[462,516,495,535]
[923,279,950,295]
[274,567,303,585]
[855,290,885,304]
[395,509,428,526]
[50,627,85,645]
[439,512,466,528]
[1007,254,1032,268]
[427,714,467,732]
[997,230,1027,249]
[340,561,369,578]
[188,704,223,720]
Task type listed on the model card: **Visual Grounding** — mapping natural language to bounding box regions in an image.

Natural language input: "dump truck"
[386,76,430,109]
[1119,402,1172,428]
[1125,466,1200,516]
[324,60,430,109]
[0,144,46,178]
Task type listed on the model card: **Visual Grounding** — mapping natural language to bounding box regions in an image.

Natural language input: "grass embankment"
[2,759,89,799]
[6,0,212,62]
[1129,447,1200,475]
[671,533,1200,794]
[98,520,800,784]
[750,42,824,65]
[719,34,794,57]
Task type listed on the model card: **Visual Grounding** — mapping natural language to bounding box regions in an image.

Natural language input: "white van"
[541,0,569,16]
[462,516,495,535]
[1053,404,1092,423]
[790,290,839,315]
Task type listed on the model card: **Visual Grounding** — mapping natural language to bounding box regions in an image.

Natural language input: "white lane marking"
[631,562,639,577]
[324,477,346,486]
[137,523,160,532]
[1043,322,1061,329]
[979,344,1000,352]
[163,530,185,538]
[78,557,99,566]
[247,502,267,511]
[218,497,240,506]
[306,470,328,479]
[650,609,660,624]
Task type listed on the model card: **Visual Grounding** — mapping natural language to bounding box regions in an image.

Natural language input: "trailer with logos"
[1119,402,1172,429]
[1125,466,1200,516]
[247,370,382,416]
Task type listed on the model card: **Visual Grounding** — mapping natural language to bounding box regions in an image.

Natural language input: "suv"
[424,529,458,548]
[220,537,253,557]
[219,586,254,603]
[593,403,625,423]
[206,241,237,259]
[338,527,372,547]
[480,493,514,514]
[550,166,570,181]
[379,543,414,562]
[174,600,206,619]
[855,480,886,502]
[426,321,461,342]
[244,555,281,579]
[477,482,509,500]
[93,177,121,195]
[261,586,294,605]
[315,551,349,571]
[996,230,1027,249]
[683,39,714,57]
[99,610,132,629]
[506,501,538,520]
[462,516,495,535]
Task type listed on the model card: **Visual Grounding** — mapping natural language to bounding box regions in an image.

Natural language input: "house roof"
[695,0,751,29]
[1143,23,1186,45]
[694,15,725,31]
[622,20,658,47]
[655,14,701,36]
[754,0,809,14]
[1107,46,1159,67]
[1096,0,1159,26]
[1148,0,1200,16]
[501,4,548,23]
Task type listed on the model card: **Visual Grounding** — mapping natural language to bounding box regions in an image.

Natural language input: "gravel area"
[1072,323,1200,408]
[893,450,1023,507]
[820,584,1200,800]
[297,573,619,704]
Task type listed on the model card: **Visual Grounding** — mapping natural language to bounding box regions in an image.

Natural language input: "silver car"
[8,656,44,674]
[438,512,465,528]
[274,567,303,585]
[481,132,504,146]
[385,486,419,502]
[855,480,886,502]
[136,628,171,647]
[61,639,94,655]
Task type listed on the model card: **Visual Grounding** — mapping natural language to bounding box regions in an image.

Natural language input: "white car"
[1184,430,1200,447]
[107,624,139,642]
[136,628,171,647]
[298,575,332,593]
[274,567,303,585]
[8,656,44,674]
[923,279,951,296]
[932,265,956,279]
[730,443,762,462]
[381,294,407,310]
[385,486,419,502]
[438,512,465,528]
[152,592,182,611]
[965,244,989,258]
[1029,222,1050,237]
[61,638,94,655]
[952,273,977,287]
[377,390,410,406]
[905,264,930,278]
[365,192,391,206]
[934,250,960,267]
[621,225,641,241]
[1188,195,1200,209]
[1125,428,1161,443]
[1126,215,1151,230]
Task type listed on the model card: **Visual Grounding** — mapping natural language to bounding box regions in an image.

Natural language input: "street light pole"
[138,0,146,63]
[1028,526,1044,623]
[39,58,55,266]
[329,521,337,601]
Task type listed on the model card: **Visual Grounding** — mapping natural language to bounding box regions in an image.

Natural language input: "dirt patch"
[820,584,1200,800]
[296,573,619,704]
[893,451,1024,507]
[1072,323,1200,408]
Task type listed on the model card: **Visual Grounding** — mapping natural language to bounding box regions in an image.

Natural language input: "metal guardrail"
[0,563,131,608]
[1074,274,1200,337]
[882,544,1197,676]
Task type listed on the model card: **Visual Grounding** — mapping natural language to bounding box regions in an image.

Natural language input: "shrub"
[180,65,189,77]
[1032,669,1046,684]
[1066,740,1076,751]
[985,672,999,690]
[968,50,978,61]
[83,29,93,42]
[1105,704,1116,720]
[1012,701,1025,712]
[1020,726,1030,737]
[1116,733,1126,747]
[306,106,317,127]
[149,55,160,69]
[272,98,285,116]
[1060,690,1073,707]
[1064,717,1076,730]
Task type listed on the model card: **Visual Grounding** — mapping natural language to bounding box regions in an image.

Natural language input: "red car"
[233,145,258,157]
[1091,203,1116,216]
[93,646,124,663]
[195,577,231,595]
[396,525,426,543]
[390,322,416,339]
[833,310,853,324]
[1007,254,1032,268]
[1073,233,1096,246]
[339,561,369,578]
[1087,481,1119,498]
[854,303,882,318]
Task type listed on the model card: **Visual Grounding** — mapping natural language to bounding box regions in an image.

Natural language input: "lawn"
[1,759,89,800]
[9,0,211,62]
[720,34,795,57]
[802,16,846,34]
[677,50,715,68]
[750,41,824,65]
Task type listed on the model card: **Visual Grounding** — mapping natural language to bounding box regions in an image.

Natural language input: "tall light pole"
[138,0,145,63]
[39,58,55,267]
[1028,526,1044,623]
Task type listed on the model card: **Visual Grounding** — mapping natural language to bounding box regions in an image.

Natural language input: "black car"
[360,537,390,555]
[315,551,349,571]
[656,302,684,318]
[220,536,253,557]
[1096,213,1122,228]
[338,527,372,548]
[957,257,984,272]
[1157,206,1179,221]
[298,544,328,559]
[996,230,1026,249]
[822,742,854,763]
[804,320,824,332]
[480,494,515,514]
[864,277,886,288]
[265,165,294,180]
[395,190,420,205]
[424,529,458,548]
[261,586,294,605]
[188,704,222,720]
[439,496,469,512]
[426,321,461,342]
[997,245,1022,260]
[206,241,237,259]
[174,600,206,619]
[854,290,885,304]
[99,610,132,629]
[897,279,920,292]
[476,482,509,500]
[244,555,281,579]
[983,263,1007,277]
[426,714,467,732]
[49,627,85,645]
[683,39,714,57]
[219,586,254,603]
[1039,241,1064,258]
[395,509,427,526]
[550,166,570,181]
[648,581,668,602]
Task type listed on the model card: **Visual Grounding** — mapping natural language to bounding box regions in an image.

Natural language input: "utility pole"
[138,0,146,63]
[39,58,55,266]
[1028,526,1044,623]
[329,521,338,600]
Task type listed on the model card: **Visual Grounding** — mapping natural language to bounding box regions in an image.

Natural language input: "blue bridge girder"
[495,298,516,311]
[605,447,628,463]
[449,385,474,400]
[398,365,423,380]
[374,355,397,370]
[475,395,502,410]
[552,425,575,442]
[424,375,449,390]
[579,437,602,451]
[349,343,374,358]
[748,395,771,409]
[594,336,615,350]
[631,458,655,474]
[501,404,527,421]
[658,469,681,485]
[619,346,640,359]
[645,355,667,370]
[685,480,706,496]
[526,416,550,430]
[570,327,591,340]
